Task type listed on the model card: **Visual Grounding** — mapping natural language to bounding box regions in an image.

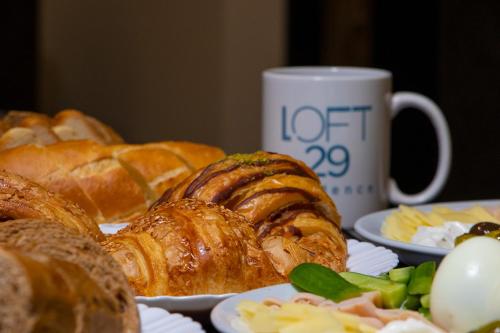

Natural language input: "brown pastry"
[0,170,104,241]
[103,199,285,296]
[0,109,123,150]
[155,151,347,275]
[0,219,139,333]
[0,140,224,223]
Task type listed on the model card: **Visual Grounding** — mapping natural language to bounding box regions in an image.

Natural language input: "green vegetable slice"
[418,307,431,320]
[289,263,363,302]
[401,295,421,310]
[339,272,407,309]
[408,261,436,295]
[388,266,415,284]
[420,294,430,308]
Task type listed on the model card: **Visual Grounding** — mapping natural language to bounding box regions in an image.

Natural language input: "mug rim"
[263,66,391,81]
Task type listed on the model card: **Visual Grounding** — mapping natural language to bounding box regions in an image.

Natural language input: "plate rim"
[135,292,237,301]
[354,199,500,256]
[211,283,296,333]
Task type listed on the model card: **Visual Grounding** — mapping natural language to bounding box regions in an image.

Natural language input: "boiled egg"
[431,237,500,333]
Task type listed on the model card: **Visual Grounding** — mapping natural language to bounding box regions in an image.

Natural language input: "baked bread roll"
[103,199,284,296]
[156,151,347,275]
[0,219,139,333]
[0,140,224,223]
[0,170,104,241]
[0,109,123,150]
[0,248,124,333]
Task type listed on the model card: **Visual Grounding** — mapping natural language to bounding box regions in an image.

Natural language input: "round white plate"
[210,283,299,333]
[99,224,398,313]
[354,199,500,265]
[136,293,236,313]
[138,303,205,333]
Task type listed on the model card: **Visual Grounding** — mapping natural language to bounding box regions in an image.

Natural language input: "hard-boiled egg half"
[431,237,500,332]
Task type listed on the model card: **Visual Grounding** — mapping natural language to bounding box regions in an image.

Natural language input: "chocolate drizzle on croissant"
[155,151,347,275]
[177,157,314,203]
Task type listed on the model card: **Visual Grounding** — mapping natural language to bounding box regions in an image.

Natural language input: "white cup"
[262,67,452,229]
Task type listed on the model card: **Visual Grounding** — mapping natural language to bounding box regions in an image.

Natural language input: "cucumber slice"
[418,307,431,320]
[339,272,407,309]
[401,295,421,310]
[420,294,431,308]
[289,263,363,302]
[408,262,436,295]
[389,266,415,284]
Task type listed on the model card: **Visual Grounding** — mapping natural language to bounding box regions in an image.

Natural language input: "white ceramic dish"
[136,293,236,313]
[211,283,298,333]
[138,303,205,333]
[354,199,500,265]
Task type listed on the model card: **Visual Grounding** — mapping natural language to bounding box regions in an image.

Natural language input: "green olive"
[454,233,476,246]
[486,230,500,241]
[469,222,500,235]
[471,320,500,333]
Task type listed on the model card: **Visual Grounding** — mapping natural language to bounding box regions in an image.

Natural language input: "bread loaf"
[0,248,124,333]
[0,171,104,241]
[155,151,347,275]
[0,109,123,150]
[0,219,139,333]
[0,140,224,223]
[103,199,285,296]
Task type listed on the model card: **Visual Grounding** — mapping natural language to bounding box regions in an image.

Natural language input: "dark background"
[289,0,500,202]
[1,0,499,202]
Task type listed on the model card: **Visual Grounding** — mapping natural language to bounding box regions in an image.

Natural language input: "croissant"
[0,219,139,333]
[155,151,347,275]
[0,170,104,241]
[103,199,285,296]
[0,109,123,150]
[0,140,224,223]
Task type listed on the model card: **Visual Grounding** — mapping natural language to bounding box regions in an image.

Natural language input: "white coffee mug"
[262,67,452,229]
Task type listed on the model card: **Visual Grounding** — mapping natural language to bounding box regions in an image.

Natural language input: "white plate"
[354,199,500,265]
[136,293,236,313]
[210,284,300,333]
[99,224,398,312]
[138,303,205,333]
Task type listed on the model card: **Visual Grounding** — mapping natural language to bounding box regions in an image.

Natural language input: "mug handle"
[389,92,452,205]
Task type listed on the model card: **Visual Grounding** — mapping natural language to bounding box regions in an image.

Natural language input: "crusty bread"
[0,247,124,333]
[0,219,139,333]
[0,109,123,151]
[156,151,347,275]
[0,140,224,223]
[0,170,104,241]
[103,199,284,296]
[52,109,124,145]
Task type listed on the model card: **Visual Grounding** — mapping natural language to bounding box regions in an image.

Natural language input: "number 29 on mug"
[305,145,350,178]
